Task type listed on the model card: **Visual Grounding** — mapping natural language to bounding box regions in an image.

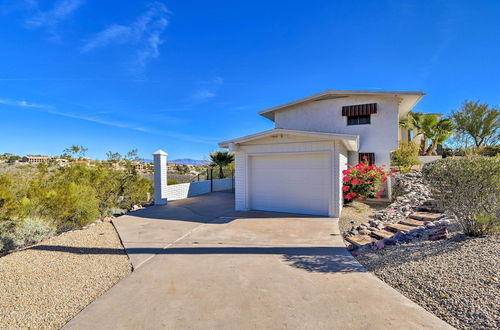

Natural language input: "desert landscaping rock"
[340,171,500,330]
[356,230,500,330]
[0,223,131,329]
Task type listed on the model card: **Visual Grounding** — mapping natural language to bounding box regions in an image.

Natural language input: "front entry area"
[248,153,331,216]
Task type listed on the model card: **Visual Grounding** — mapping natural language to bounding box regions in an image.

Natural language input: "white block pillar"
[153,149,168,205]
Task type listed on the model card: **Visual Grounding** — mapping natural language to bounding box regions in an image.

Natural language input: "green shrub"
[391,141,420,173]
[11,218,54,247]
[0,218,54,255]
[0,162,153,237]
[478,145,500,157]
[422,157,500,236]
[0,174,21,222]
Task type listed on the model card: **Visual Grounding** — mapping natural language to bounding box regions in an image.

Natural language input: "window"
[358,152,375,165]
[347,114,371,126]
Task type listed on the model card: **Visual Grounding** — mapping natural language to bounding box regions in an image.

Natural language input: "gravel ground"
[357,231,500,329]
[339,199,388,236]
[340,206,500,329]
[0,222,131,329]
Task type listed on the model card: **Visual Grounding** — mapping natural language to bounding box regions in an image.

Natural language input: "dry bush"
[422,157,500,236]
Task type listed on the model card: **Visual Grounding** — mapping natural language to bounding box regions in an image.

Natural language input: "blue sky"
[0,0,498,160]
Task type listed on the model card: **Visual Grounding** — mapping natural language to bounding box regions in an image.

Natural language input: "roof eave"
[219,128,359,151]
[259,90,425,121]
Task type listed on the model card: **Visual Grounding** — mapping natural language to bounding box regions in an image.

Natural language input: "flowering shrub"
[342,158,393,202]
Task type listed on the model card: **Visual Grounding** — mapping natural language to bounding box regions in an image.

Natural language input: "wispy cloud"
[81,2,169,70]
[0,98,52,109]
[0,97,218,144]
[191,90,216,101]
[189,76,224,103]
[25,0,85,35]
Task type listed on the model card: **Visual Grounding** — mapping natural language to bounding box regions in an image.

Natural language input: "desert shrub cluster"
[0,162,152,254]
[391,141,420,172]
[423,156,500,236]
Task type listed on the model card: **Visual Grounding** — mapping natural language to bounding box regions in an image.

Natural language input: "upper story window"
[342,103,377,126]
[347,114,371,125]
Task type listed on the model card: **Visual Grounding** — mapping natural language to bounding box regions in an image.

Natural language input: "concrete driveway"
[64,192,452,329]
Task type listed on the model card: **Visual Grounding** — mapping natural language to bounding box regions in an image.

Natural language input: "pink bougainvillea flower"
[351,178,360,185]
[342,185,349,192]
[342,176,350,182]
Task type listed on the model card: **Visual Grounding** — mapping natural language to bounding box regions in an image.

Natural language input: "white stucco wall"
[233,134,348,217]
[337,142,348,217]
[167,178,233,201]
[274,95,400,154]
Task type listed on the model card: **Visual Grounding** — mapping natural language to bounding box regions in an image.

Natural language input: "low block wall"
[418,156,442,165]
[166,178,233,201]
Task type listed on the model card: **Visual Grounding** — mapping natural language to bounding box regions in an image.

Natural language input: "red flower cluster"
[342,160,393,202]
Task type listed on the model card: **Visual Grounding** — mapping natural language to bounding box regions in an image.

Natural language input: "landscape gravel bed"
[0,222,131,329]
[356,231,500,330]
[338,199,389,236]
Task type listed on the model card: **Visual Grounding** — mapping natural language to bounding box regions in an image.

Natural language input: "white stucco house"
[219,90,425,217]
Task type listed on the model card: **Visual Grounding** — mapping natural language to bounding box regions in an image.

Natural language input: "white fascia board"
[259,90,426,121]
[219,128,359,151]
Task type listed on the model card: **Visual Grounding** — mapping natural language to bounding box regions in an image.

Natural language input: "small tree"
[391,141,420,172]
[62,145,88,160]
[209,151,234,179]
[106,151,122,162]
[452,100,499,148]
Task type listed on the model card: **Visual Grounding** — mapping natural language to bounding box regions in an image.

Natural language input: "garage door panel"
[249,153,330,216]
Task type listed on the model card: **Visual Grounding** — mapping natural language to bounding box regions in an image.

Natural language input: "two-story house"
[219,90,424,217]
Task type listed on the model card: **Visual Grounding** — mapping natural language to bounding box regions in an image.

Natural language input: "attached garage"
[249,153,330,216]
[219,128,359,218]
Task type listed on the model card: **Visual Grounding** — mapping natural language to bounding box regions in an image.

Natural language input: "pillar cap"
[153,149,168,156]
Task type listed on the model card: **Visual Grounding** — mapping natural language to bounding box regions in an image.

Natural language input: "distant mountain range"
[139,158,209,166]
[170,159,209,166]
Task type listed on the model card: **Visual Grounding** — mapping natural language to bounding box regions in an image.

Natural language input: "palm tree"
[424,118,454,155]
[209,151,235,179]
[399,111,426,153]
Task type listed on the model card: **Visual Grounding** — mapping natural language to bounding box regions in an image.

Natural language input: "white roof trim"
[219,128,359,151]
[259,90,425,121]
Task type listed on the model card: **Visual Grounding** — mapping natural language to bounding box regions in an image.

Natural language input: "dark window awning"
[342,103,377,116]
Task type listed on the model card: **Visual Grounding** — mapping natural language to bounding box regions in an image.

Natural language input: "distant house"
[74,158,92,164]
[22,155,51,164]
[219,90,425,217]
[133,161,151,172]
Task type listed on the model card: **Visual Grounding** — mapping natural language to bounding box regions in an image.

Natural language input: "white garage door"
[249,153,330,216]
